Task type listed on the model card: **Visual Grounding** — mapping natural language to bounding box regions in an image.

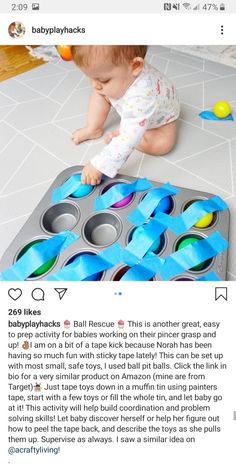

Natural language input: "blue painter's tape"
[47,243,122,281]
[196,272,220,281]
[120,252,164,281]
[199,110,234,121]
[132,225,161,253]
[153,196,171,216]
[154,196,228,234]
[122,218,166,267]
[95,178,152,211]
[52,174,94,203]
[66,253,103,281]
[159,231,228,280]
[128,183,180,226]
[0,231,78,281]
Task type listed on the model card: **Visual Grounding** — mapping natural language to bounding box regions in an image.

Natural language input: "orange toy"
[57,45,73,61]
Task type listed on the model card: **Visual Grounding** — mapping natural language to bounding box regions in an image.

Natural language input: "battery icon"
[219,3,225,10]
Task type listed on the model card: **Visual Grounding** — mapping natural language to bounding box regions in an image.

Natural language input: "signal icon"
[193,4,200,10]
[182,3,191,9]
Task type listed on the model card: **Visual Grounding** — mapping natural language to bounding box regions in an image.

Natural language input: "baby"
[71,46,180,185]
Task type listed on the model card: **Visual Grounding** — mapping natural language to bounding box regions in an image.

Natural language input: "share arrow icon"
[54,288,68,300]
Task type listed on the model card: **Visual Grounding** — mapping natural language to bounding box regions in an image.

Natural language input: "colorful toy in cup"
[176,236,207,271]
[152,195,172,215]
[131,225,161,253]
[70,174,94,198]
[102,182,133,208]
[66,252,103,281]
[17,240,57,277]
[184,200,214,229]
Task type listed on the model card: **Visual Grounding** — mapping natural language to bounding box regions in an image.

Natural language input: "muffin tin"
[0,165,230,281]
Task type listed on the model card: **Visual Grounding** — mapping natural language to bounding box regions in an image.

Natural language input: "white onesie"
[91,61,180,178]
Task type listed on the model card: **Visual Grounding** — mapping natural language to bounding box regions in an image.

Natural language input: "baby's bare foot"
[71,127,103,145]
[104,129,120,144]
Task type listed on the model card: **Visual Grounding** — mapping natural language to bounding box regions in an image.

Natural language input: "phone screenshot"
[0,1,235,466]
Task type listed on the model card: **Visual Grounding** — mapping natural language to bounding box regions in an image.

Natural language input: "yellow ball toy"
[213,101,231,119]
[194,212,213,229]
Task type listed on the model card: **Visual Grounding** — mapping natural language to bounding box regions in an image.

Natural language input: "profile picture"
[8,21,26,39]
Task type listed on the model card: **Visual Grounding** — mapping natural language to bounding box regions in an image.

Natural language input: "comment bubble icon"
[32,288,45,301]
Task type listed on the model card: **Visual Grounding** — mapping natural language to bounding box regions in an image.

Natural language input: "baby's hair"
[71,45,148,68]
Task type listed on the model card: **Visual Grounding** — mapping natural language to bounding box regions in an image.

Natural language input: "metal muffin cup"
[41,201,80,234]
[82,211,122,247]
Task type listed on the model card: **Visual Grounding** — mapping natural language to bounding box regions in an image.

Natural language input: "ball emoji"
[213,101,231,119]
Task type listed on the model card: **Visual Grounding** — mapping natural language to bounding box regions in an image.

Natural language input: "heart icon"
[8,288,22,301]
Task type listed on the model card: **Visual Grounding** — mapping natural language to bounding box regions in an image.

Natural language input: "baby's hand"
[82,162,103,185]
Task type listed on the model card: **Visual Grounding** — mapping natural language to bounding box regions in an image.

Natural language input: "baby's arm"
[90,93,157,178]
[72,89,111,144]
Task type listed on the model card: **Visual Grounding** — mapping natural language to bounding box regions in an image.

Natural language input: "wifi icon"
[182,2,191,9]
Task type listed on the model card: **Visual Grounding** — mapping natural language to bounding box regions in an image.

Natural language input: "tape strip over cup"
[95,178,152,212]
[155,196,228,234]
[159,231,228,280]
[52,174,94,203]
[122,218,166,266]
[120,252,164,281]
[0,231,78,281]
[121,258,221,282]
[47,243,122,281]
[128,182,179,226]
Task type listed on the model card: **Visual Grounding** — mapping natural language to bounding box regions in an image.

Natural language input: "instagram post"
[0,44,235,281]
[0,4,236,467]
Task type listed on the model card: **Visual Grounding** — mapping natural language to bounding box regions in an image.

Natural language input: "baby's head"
[71,45,147,99]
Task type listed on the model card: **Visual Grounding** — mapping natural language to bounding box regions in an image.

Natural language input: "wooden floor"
[0,46,46,82]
